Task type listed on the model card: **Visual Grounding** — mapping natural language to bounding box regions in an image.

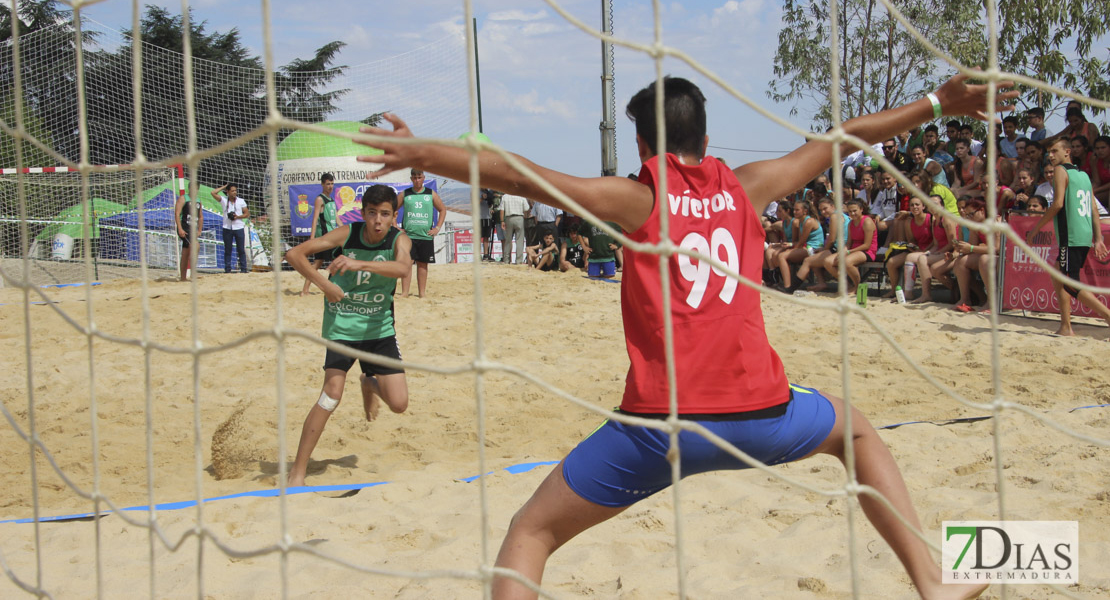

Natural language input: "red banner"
[1003,215,1110,315]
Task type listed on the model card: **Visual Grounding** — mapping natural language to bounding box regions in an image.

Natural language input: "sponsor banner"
[288,181,437,237]
[943,521,1078,584]
[452,229,504,262]
[1003,215,1110,315]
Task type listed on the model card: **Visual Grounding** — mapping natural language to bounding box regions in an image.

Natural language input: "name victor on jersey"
[667,189,737,220]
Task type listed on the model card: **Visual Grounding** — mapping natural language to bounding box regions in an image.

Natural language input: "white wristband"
[926,92,942,119]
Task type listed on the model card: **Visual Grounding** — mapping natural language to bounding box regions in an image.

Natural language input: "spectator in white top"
[531,200,561,241]
[499,193,529,264]
[958,123,984,156]
[210,182,250,273]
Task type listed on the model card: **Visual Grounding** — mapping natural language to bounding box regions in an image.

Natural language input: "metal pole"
[600,0,616,176]
[473,17,484,133]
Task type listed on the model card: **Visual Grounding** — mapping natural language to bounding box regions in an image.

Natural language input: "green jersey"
[314,193,338,238]
[321,223,400,341]
[1054,165,1094,248]
[583,221,620,263]
[401,187,436,241]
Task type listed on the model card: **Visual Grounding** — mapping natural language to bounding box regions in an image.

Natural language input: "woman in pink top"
[822,198,876,293]
[1092,136,1110,207]
[907,194,959,303]
[885,194,932,299]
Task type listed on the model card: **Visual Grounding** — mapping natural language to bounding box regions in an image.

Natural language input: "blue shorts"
[587,260,616,277]
[562,385,836,507]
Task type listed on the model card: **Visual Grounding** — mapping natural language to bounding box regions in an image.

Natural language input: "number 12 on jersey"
[677,228,739,309]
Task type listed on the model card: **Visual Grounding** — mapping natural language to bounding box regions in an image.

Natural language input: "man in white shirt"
[499,193,528,264]
[210,183,250,273]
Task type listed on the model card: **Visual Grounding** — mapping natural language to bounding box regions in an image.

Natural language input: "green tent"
[277,120,383,161]
[35,178,224,242]
[35,198,129,241]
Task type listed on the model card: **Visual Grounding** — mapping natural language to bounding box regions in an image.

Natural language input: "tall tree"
[768,0,986,130]
[997,0,1110,120]
[81,5,348,209]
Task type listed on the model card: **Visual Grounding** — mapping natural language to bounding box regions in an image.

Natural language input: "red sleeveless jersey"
[620,154,790,413]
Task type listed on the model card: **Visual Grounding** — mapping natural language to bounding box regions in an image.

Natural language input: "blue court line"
[0,481,388,524]
[5,402,1105,524]
[40,282,101,288]
[456,460,560,483]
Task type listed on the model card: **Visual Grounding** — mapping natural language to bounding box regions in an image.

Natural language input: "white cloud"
[488,10,549,22]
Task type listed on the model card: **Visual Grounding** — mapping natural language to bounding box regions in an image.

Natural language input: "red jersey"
[621,154,790,413]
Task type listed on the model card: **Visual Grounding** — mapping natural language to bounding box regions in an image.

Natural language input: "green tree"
[769,0,986,131]
[997,0,1110,120]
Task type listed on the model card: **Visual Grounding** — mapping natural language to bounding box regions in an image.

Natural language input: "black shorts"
[480,218,493,239]
[410,238,435,263]
[323,336,405,376]
[1057,246,1089,297]
[180,235,193,249]
[311,248,335,264]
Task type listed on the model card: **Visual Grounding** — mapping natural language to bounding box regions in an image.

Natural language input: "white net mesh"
[0,1,1107,599]
[0,167,178,285]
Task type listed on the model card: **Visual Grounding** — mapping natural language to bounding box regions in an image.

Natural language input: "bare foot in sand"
[361,374,381,421]
[909,294,931,304]
[806,282,830,292]
[287,473,305,488]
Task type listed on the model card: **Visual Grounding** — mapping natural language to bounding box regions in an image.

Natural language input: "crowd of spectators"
[763,102,1108,309]
[469,102,1106,301]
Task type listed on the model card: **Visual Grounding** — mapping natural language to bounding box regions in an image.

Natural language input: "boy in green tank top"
[1025,137,1110,336]
[397,168,447,298]
[301,172,339,296]
[284,185,414,487]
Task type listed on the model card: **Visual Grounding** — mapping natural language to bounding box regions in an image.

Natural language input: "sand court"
[0,263,1107,598]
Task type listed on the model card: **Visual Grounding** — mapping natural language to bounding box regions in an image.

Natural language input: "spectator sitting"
[763,202,793,283]
[929,196,975,294]
[823,199,877,294]
[795,196,847,292]
[1034,161,1056,205]
[1011,168,1038,212]
[998,115,1021,158]
[958,123,984,156]
[908,194,960,304]
[876,137,912,174]
[855,171,877,203]
[870,170,902,246]
[884,194,932,299]
[774,198,825,293]
[952,198,999,312]
[1020,140,1046,182]
[922,124,954,167]
[1026,194,1048,214]
[911,169,959,216]
[560,228,588,272]
[1071,136,1095,180]
[1093,136,1110,207]
[951,139,985,198]
[1025,107,1049,142]
[910,144,947,187]
[526,233,560,271]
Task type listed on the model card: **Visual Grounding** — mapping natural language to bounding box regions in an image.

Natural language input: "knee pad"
[317,391,339,412]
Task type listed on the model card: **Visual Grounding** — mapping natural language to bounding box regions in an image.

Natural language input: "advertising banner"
[1003,215,1110,315]
[288,180,438,237]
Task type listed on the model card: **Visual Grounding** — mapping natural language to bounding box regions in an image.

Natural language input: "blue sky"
[80,0,1101,183]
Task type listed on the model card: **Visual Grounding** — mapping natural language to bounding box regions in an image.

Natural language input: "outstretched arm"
[357,117,652,234]
[735,75,1018,214]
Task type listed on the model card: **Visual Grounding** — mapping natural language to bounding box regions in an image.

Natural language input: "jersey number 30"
[677,228,739,309]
